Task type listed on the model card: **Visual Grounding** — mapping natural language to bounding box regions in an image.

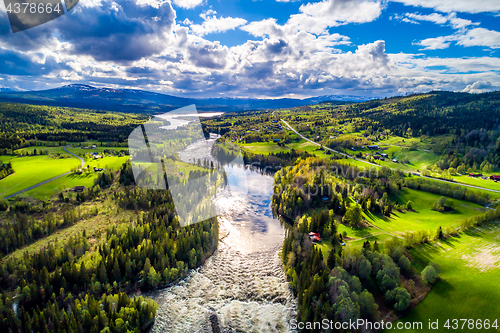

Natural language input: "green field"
[22,156,130,199]
[241,138,332,158]
[451,174,500,192]
[15,145,69,155]
[325,189,488,251]
[67,146,127,156]
[0,155,81,198]
[390,221,500,332]
[367,189,487,236]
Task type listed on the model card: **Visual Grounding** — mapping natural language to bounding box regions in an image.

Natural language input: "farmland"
[0,154,81,198]
[390,221,500,332]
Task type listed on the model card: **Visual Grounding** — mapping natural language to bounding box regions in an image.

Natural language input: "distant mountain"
[0,87,22,92]
[303,94,370,104]
[0,84,371,113]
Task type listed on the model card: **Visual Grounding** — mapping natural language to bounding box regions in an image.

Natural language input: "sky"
[0,0,499,99]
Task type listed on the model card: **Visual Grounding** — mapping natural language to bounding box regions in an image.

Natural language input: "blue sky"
[0,0,499,98]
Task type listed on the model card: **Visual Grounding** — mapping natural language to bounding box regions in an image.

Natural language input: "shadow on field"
[463,227,487,238]
[441,237,459,248]
[365,211,391,223]
[432,278,455,298]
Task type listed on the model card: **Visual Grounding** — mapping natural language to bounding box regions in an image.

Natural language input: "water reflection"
[149,140,297,333]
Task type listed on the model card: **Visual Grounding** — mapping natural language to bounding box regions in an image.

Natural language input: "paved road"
[281,119,500,194]
[4,146,85,199]
[280,119,379,167]
[63,146,85,168]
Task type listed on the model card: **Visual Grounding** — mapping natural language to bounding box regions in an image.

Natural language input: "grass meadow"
[0,154,81,198]
[316,189,489,253]
[367,188,488,236]
[389,221,500,332]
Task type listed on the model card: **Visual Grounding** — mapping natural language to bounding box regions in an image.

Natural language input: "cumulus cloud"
[462,81,493,94]
[456,28,500,49]
[172,0,204,9]
[191,11,247,36]
[416,28,500,50]
[416,36,453,50]
[289,0,384,33]
[0,0,177,63]
[391,0,500,14]
[403,12,478,29]
[0,0,499,98]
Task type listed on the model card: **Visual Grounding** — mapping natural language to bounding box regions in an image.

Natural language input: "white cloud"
[136,0,164,9]
[292,0,384,32]
[391,0,500,14]
[406,12,449,25]
[191,11,247,36]
[462,81,492,93]
[172,0,204,9]
[401,12,479,30]
[416,36,453,50]
[416,28,500,50]
[456,28,500,49]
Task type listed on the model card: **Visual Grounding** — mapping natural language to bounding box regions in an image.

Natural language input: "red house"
[309,232,322,242]
[490,175,500,181]
[469,173,483,177]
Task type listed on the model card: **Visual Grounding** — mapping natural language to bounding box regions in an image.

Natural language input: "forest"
[273,155,500,331]
[0,160,218,332]
[0,103,148,151]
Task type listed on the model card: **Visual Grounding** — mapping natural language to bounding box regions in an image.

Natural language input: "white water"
[148,139,297,333]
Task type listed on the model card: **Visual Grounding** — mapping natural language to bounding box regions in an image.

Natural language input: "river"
[148,136,297,333]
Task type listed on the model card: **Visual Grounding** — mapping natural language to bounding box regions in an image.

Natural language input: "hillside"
[0,102,148,150]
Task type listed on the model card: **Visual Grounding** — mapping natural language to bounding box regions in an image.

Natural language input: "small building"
[94,167,104,172]
[74,186,85,192]
[273,139,280,143]
[380,158,385,161]
[392,159,398,163]
[309,232,322,243]
[490,175,500,181]
[351,147,356,151]
[91,145,97,149]
[93,155,103,159]
[469,173,483,177]
[373,155,381,160]
[368,145,380,150]
[322,197,331,203]
[381,153,389,158]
